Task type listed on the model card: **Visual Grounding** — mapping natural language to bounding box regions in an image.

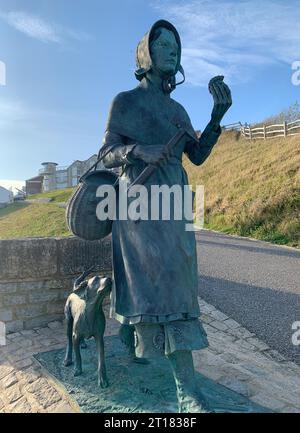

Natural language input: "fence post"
[249,126,252,140]
[263,124,266,139]
[284,121,287,137]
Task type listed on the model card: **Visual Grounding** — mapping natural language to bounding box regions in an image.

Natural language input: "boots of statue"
[168,350,212,413]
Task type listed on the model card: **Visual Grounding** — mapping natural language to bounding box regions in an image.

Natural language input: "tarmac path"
[196,230,300,364]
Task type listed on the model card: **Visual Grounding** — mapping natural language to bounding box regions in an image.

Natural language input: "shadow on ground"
[0,202,29,218]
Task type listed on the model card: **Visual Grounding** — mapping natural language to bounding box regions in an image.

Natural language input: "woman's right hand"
[131,144,168,165]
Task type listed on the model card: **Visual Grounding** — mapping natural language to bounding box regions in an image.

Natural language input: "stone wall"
[0,236,112,333]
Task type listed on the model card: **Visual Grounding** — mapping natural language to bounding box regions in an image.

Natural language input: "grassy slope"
[0,191,73,239]
[0,132,299,247]
[28,188,74,203]
[183,130,300,248]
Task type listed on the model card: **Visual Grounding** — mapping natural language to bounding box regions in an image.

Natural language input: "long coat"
[100,79,221,325]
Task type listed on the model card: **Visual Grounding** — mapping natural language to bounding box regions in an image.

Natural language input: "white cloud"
[152,0,300,86]
[0,10,90,44]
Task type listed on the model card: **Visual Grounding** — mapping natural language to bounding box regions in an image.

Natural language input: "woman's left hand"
[208,75,232,126]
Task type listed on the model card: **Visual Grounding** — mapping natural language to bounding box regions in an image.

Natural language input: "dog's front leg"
[96,335,108,388]
[73,334,83,376]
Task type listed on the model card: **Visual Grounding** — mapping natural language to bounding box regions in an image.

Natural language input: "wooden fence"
[222,119,300,139]
[222,122,243,131]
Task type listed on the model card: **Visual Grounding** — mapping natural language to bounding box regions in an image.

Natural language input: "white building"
[38,155,104,192]
[0,186,13,208]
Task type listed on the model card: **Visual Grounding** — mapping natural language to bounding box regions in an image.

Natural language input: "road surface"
[196,229,300,365]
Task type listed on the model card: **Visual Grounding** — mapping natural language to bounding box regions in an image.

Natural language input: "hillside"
[0,131,299,248]
[27,188,74,203]
[0,190,74,239]
[184,130,300,248]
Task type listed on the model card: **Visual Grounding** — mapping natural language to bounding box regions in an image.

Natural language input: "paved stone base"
[1,298,300,413]
[34,335,269,413]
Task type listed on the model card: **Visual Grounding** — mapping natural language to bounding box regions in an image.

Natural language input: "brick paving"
[1,299,300,413]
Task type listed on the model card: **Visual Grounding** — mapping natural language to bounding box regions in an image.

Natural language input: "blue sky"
[0,0,299,187]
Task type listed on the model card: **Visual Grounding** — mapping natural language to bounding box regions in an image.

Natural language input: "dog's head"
[85,275,112,303]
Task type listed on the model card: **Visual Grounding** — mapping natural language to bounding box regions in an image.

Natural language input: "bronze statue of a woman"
[99,19,232,412]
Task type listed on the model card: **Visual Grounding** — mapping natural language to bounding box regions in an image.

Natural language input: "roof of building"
[0,185,11,193]
[26,175,44,183]
[68,155,97,166]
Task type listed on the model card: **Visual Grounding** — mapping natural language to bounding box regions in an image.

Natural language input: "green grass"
[184,130,300,249]
[0,203,71,238]
[1,133,299,248]
[0,202,30,218]
[0,188,74,239]
[28,187,75,203]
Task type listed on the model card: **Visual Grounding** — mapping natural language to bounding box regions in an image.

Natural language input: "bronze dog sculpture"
[64,269,112,388]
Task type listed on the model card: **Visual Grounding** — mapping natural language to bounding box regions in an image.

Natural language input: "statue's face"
[150,28,178,76]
